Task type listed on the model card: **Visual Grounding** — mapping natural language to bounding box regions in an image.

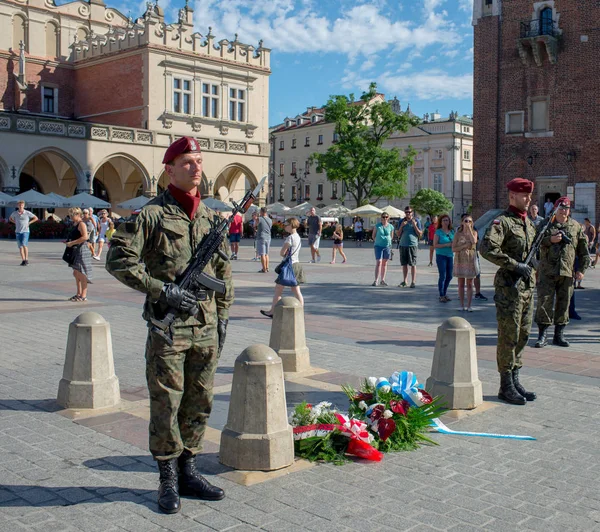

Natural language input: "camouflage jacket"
[105,189,234,328]
[538,217,590,278]
[480,209,536,290]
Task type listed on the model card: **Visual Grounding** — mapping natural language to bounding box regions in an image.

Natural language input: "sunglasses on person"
[381,215,389,219]
[405,210,412,213]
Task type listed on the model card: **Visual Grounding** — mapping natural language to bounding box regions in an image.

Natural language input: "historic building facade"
[0,0,271,214]
[473,0,599,223]
[270,100,473,216]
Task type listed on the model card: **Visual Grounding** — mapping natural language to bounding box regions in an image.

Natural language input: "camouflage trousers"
[535,275,573,326]
[145,325,219,461]
[493,286,534,373]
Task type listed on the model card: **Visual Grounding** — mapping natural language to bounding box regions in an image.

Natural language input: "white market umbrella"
[64,192,111,209]
[349,204,383,216]
[117,195,152,210]
[317,203,352,217]
[203,197,233,211]
[45,192,70,207]
[288,202,314,216]
[9,189,60,208]
[381,205,405,218]
[265,202,290,215]
[0,191,13,206]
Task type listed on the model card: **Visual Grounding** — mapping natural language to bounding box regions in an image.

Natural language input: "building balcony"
[518,19,559,66]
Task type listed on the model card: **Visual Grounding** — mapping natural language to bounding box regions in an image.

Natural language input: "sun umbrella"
[317,203,352,217]
[64,192,111,209]
[349,204,383,216]
[202,197,233,211]
[0,191,13,207]
[117,196,152,210]
[45,192,70,207]
[8,189,60,208]
[265,202,290,215]
[288,202,314,216]
[381,205,405,218]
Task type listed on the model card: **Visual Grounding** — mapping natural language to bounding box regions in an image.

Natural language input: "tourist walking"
[307,207,322,262]
[371,213,393,286]
[260,217,305,318]
[428,215,438,266]
[249,211,260,261]
[528,204,544,227]
[397,206,423,288]
[228,210,242,259]
[330,224,347,263]
[453,215,478,311]
[353,217,363,247]
[583,218,596,256]
[106,136,232,513]
[82,209,97,256]
[534,197,590,349]
[256,207,272,273]
[8,200,38,266]
[480,178,537,405]
[64,207,93,301]
[94,210,111,260]
[433,214,454,302]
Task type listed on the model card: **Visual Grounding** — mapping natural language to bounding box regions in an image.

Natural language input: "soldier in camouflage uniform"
[480,178,537,405]
[534,196,589,349]
[106,137,233,514]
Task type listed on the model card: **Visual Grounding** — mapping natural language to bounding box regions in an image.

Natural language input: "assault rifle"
[151,175,267,345]
[513,204,560,289]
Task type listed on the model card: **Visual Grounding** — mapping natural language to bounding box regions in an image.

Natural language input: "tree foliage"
[310,83,420,206]
[409,188,454,218]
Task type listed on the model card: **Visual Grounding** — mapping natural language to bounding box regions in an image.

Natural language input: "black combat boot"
[534,325,549,348]
[157,459,181,514]
[498,371,526,405]
[512,368,536,401]
[178,451,225,501]
[553,324,570,347]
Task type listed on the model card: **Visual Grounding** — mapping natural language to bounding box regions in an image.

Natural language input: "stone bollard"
[220,344,294,471]
[57,312,120,409]
[269,296,310,373]
[426,317,483,410]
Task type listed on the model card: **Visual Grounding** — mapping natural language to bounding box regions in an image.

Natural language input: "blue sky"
[85,0,474,126]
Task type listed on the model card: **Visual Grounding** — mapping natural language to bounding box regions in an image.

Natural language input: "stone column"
[269,296,310,373]
[219,344,294,471]
[426,317,483,410]
[57,312,120,409]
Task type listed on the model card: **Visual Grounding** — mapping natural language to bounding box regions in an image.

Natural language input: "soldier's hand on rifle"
[217,318,228,356]
[550,232,563,244]
[160,283,198,316]
[514,262,533,279]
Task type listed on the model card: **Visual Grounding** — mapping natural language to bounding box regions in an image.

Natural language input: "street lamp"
[295,169,309,205]
[279,182,285,202]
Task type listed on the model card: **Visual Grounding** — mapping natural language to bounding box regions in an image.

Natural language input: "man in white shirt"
[9,200,38,265]
[543,197,554,217]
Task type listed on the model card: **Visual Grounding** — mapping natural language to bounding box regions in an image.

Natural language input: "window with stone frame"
[41,85,58,114]
[318,134,323,145]
[228,88,246,122]
[317,183,323,200]
[434,149,443,160]
[305,136,310,147]
[433,173,443,193]
[202,83,219,118]
[463,150,470,161]
[304,184,310,200]
[530,98,549,132]
[413,174,423,193]
[304,160,310,174]
[291,161,297,175]
[174,78,192,114]
[291,138,297,149]
[291,185,297,201]
[506,111,525,134]
[279,163,285,177]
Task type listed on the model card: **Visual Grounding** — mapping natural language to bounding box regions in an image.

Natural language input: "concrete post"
[426,317,483,410]
[57,312,120,409]
[220,344,294,471]
[269,296,310,373]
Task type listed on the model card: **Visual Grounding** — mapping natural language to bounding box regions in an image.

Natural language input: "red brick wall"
[473,0,600,221]
[74,53,144,128]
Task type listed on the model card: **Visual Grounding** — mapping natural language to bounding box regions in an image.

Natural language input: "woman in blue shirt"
[433,214,455,302]
[371,213,394,286]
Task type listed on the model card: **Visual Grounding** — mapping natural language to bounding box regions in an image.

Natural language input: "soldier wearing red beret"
[480,178,537,405]
[107,136,232,513]
[534,196,590,349]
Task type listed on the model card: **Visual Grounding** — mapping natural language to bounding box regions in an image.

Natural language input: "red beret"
[506,178,534,193]
[162,136,201,164]
[554,196,571,209]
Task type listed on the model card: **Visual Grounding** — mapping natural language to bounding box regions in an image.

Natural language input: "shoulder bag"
[274,243,299,287]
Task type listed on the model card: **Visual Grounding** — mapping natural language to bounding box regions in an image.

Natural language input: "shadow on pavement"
[357,339,435,348]
[82,453,230,475]
[0,298,69,302]
[0,399,61,412]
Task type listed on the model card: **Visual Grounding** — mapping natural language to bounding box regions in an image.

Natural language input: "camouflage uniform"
[106,189,234,460]
[535,218,590,326]
[480,210,536,373]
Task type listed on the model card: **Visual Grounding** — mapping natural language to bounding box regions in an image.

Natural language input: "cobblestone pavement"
[1,239,599,531]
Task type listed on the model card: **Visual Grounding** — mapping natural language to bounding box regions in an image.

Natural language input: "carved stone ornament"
[162,116,173,129]
[245,128,254,139]
[191,119,201,132]
[105,10,115,22]
[78,4,89,16]
[220,124,229,136]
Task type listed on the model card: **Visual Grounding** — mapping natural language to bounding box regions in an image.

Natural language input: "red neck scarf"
[168,184,200,220]
[508,205,527,221]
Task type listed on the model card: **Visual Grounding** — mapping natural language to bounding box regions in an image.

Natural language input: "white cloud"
[458,0,472,12]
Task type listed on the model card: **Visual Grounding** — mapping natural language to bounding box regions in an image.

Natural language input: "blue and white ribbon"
[390,371,425,406]
[430,418,536,440]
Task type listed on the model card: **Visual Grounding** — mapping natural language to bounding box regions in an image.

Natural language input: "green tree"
[409,188,454,218]
[310,83,420,206]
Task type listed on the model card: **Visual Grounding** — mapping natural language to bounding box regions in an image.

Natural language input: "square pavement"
[1,239,600,531]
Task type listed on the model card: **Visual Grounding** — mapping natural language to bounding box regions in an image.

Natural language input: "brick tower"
[473,0,600,224]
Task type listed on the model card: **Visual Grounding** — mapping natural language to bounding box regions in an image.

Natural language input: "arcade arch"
[93,154,150,207]
[19,149,82,197]
[213,163,258,202]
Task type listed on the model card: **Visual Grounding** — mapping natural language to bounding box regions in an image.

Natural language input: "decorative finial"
[234,33,238,42]
[258,39,263,48]
[207,26,213,37]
